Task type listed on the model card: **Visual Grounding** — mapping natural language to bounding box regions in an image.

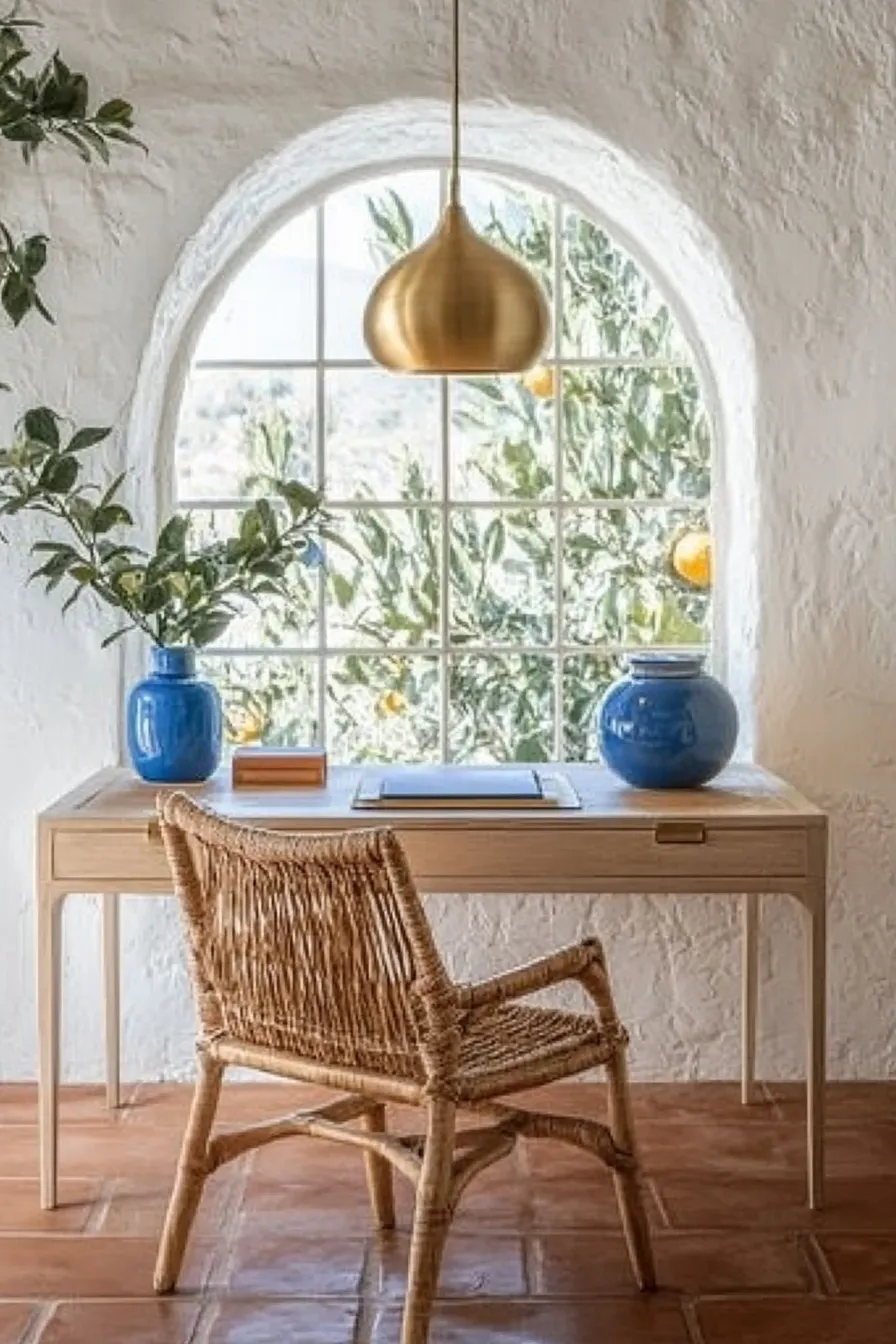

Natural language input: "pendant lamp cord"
[450,0,461,205]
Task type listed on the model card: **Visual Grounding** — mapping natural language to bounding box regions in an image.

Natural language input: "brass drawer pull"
[654,821,707,845]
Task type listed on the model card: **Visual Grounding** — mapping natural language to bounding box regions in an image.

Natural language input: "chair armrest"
[455,939,602,1012]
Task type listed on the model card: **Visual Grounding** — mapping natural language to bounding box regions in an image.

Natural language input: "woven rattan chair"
[153,793,655,1342]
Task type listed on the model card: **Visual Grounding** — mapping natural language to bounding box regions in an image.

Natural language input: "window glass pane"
[326,507,440,648]
[450,375,555,500]
[562,653,629,761]
[325,370,440,501]
[194,212,317,362]
[449,507,554,646]
[324,171,440,360]
[176,369,316,502]
[326,655,440,763]
[564,506,711,647]
[562,209,691,360]
[185,509,319,648]
[198,654,319,749]
[463,172,554,348]
[448,654,555,763]
[562,366,710,501]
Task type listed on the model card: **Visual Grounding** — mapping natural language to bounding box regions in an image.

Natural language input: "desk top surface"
[41,762,826,831]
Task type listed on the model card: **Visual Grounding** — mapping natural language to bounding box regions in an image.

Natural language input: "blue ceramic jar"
[126,646,222,784]
[597,653,738,789]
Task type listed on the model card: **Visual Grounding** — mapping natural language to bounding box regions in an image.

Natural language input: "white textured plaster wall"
[1,0,895,1083]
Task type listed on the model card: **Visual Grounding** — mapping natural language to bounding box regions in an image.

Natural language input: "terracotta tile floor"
[1,1081,895,1341]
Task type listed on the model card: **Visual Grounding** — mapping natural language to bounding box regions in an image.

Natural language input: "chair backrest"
[158,792,454,1082]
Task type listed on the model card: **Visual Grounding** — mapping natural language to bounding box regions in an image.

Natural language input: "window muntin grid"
[174,168,711,763]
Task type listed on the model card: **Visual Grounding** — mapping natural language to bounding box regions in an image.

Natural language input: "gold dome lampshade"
[363,0,549,375]
[364,202,550,374]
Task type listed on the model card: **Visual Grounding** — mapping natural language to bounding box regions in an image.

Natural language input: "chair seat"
[211,1001,618,1103]
[454,1003,617,1100]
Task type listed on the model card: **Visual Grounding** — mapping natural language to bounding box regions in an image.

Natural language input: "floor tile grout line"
[352,1236,380,1344]
[118,1082,146,1124]
[16,1301,56,1344]
[689,1289,857,1304]
[0,1225,837,1241]
[520,1235,537,1297]
[203,1153,254,1294]
[791,1230,825,1295]
[6,1290,874,1309]
[759,1079,785,1120]
[186,1300,220,1344]
[681,1296,708,1344]
[804,1231,839,1296]
[514,1131,536,1239]
[524,1226,828,1243]
[647,1176,674,1228]
[81,1177,117,1234]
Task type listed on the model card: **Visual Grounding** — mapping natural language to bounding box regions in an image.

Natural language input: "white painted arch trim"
[127,97,758,746]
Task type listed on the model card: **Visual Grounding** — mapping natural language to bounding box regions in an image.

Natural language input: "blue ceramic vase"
[597,653,738,789]
[126,646,222,784]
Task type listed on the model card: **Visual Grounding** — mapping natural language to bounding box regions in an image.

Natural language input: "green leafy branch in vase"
[0,406,335,648]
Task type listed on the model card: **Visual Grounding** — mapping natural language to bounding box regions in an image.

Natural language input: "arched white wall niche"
[128,98,758,740]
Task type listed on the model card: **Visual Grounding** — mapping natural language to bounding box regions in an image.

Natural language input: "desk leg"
[102,893,121,1109]
[38,888,64,1210]
[741,893,759,1104]
[805,849,827,1210]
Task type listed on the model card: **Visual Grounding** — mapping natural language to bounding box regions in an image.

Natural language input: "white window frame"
[175,167,711,762]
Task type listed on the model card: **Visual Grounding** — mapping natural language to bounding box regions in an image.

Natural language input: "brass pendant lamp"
[363,0,550,374]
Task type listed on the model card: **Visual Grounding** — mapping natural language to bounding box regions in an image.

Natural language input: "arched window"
[174,168,712,763]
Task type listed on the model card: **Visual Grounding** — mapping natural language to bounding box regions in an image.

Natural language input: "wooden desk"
[36,762,828,1210]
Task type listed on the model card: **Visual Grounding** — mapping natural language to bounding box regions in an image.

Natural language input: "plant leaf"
[38,454,78,493]
[23,405,59,449]
[155,513,189,557]
[92,503,131,533]
[66,425,109,454]
[101,626,131,648]
[189,610,234,647]
[95,97,133,125]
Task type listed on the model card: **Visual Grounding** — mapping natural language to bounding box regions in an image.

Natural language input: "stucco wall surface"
[1,0,895,1082]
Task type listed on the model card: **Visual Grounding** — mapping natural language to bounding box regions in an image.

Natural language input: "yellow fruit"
[672,529,712,588]
[117,570,143,597]
[522,363,556,398]
[227,708,266,745]
[377,689,407,717]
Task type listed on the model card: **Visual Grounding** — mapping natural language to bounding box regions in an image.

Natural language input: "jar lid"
[628,653,705,679]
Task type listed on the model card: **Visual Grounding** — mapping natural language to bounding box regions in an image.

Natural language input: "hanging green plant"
[0,3,141,331]
[0,4,338,655]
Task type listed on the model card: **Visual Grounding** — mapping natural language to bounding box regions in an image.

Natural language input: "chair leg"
[154,1050,224,1293]
[361,1102,396,1229]
[400,1097,456,1344]
[606,1049,657,1291]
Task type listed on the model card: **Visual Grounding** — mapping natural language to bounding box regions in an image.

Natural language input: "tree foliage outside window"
[175,170,712,763]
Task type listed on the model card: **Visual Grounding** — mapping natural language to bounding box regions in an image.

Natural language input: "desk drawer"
[399,825,808,886]
[51,822,808,889]
[53,829,171,884]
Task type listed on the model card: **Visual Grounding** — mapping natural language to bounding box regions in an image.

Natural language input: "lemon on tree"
[522,364,556,398]
[376,689,407,717]
[672,529,712,589]
[226,706,267,745]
